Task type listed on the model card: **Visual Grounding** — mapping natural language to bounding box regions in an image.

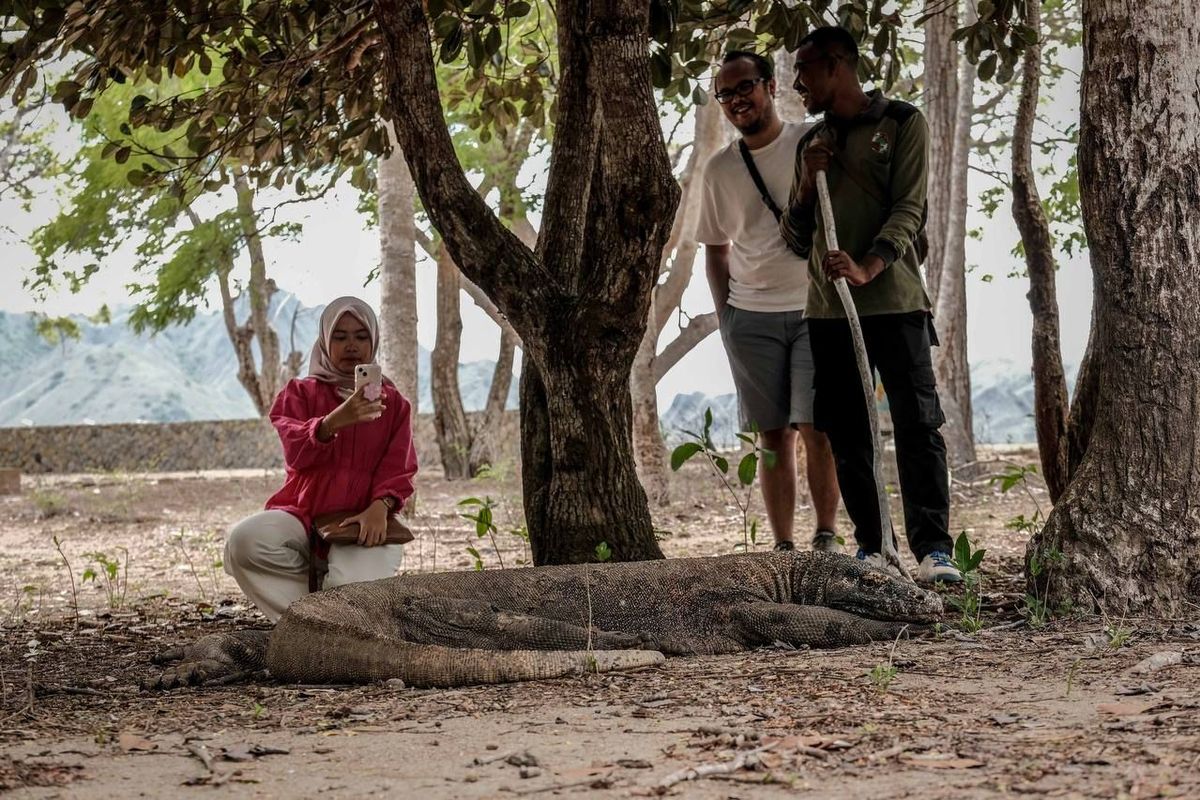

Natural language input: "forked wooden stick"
[815,171,911,581]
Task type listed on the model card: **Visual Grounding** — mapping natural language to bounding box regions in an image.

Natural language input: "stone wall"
[0,412,520,474]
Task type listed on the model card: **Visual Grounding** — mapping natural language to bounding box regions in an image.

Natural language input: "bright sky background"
[0,47,1092,410]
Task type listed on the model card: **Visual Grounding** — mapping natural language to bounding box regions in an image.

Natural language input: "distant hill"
[0,296,1065,444]
[0,293,517,427]
[660,358,1079,447]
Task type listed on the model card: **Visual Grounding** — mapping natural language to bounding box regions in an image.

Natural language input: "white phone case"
[354,364,383,401]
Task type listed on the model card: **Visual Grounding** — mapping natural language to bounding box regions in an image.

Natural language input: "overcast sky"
[0,49,1092,409]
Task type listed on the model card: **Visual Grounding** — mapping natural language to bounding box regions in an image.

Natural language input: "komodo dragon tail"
[267,613,665,687]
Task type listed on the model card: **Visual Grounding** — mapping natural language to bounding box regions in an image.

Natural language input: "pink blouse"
[265,377,418,530]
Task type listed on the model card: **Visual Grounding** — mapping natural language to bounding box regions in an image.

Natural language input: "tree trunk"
[378,0,677,564]
[231,175,282,416]
[1026,0,1200,615]
[468,326,517,475]
[631,95,725,505]
[631,310,669,505]
[924,0,977,470]
[431,240,472,479]
[1012,0,1071,503]
[378,128,420,407]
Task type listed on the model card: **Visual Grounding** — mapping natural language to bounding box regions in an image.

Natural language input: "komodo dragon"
[148,551,943,689]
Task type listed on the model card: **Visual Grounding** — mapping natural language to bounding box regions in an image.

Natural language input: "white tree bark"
[924,0,977,470]
[631,95,726,504]
[378,127,420,407]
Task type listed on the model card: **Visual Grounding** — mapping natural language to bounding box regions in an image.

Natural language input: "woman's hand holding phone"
[318,384,386,441]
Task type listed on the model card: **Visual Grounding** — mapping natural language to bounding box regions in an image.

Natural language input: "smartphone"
[354,364,383,402]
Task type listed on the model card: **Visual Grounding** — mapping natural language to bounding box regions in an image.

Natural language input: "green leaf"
[457,496,485,507]
[670,442,703,471]
[82,568,96,583]
[737,453,757,486]
[594,541,612,562]
[713,456,729,474]
[703,407,713,434]
[114,146,132,164]
[505,1,531,18]
[691,85,707,106]
[977,53,998,81]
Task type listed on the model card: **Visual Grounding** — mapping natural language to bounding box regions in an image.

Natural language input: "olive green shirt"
[779,91,932,318]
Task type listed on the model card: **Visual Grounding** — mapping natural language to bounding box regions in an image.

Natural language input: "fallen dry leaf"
[1096,700,1156,716]
[117,733,157,753]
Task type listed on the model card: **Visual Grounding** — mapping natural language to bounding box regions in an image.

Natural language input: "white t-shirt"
[695,122,810,313]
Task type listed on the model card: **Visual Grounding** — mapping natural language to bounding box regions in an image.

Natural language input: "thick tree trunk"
[1027,0,1200,615]
[924,0,976,470]
[431,240,472,479]
[1012,0,1071,503]
[377,0,677,564]
[378,129,420,407]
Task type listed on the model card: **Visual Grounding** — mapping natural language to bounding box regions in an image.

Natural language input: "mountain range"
[0,294,1062,444]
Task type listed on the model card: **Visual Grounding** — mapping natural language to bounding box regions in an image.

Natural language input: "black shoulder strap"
[737,139,782,222]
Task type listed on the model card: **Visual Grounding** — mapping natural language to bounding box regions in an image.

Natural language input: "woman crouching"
[224,296,417,622]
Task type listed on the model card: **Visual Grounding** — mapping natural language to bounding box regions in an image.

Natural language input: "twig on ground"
[653,743,776,793]
[511,773,615,795]
[186,740,216,773]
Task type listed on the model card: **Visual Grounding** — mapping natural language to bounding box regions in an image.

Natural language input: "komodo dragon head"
[801,553,945,623]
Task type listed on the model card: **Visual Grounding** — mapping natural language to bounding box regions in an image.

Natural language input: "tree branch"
[654,96,724,330]
[535,0,602,285]
[374,0,546,326]
[654,312,718,383]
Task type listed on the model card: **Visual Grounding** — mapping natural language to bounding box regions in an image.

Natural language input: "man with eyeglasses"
[695,50,842,554]
[779,26,960,583]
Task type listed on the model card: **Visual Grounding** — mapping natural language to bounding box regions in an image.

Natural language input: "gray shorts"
[718,306,816,432]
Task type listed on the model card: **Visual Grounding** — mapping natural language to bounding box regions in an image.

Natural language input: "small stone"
[486,744,499,751]
[464,773,479,783]
[384,678,406,690]
[506,751,540,768]
[519,766,542,779]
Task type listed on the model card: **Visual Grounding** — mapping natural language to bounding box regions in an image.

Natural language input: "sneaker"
[773,540,796,552]
[810,530,840,553]
[855,548,902,577]
[917,551,963,584]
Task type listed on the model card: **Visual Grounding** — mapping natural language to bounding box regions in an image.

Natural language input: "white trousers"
[224,509,405,622]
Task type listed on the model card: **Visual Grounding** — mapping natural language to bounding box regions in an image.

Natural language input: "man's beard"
[734,113,767,135]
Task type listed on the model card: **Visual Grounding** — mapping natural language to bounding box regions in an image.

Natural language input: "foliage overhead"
[2,1,1030,196]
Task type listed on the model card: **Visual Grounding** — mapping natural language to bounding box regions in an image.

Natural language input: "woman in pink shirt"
[224,296,418,622]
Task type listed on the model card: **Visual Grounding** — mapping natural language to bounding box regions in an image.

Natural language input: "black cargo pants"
[807,311,952,562]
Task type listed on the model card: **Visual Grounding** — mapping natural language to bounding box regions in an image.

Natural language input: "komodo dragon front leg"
[146,629,272,689]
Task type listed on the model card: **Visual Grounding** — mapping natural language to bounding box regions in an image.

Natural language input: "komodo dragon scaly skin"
[148,552,943,689]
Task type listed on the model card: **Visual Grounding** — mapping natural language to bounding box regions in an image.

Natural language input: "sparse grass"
[30,490,69,519]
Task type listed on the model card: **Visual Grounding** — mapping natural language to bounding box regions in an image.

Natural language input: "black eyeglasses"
[715,77,767,104]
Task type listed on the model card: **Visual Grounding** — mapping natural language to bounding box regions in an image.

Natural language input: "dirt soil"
[2,447,1199,799]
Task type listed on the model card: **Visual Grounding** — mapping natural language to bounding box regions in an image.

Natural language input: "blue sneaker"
[917,551,962,584]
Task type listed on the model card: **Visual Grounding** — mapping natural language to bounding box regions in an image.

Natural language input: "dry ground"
[2,447,1199,798]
